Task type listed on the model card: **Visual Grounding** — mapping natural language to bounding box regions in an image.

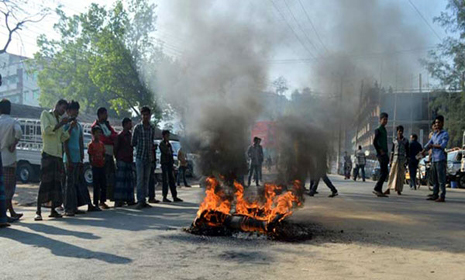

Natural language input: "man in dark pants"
[373,112,389,197]
[247,137,264,187]
[159,130,183,202]
[422,115,449,202]
[408,134,423,190]
[309,175,338,197]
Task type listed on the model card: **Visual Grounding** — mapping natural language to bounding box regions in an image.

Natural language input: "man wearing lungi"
[91,107,118,209]
[0,99,23,221]
[35,99,72,221]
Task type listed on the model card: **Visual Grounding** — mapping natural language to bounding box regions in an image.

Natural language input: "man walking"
[91,107,117,209]
[0,99,23,221]
[247,137,264,187]
[63,101,96,215]
[373,112,389,197]
[408,134,423,190]
[132,107,157,209]
[423,115,449,202]
[114,118,136,207]
[159,130,183,202]
[353,146,366,182]
[35,100,72,221]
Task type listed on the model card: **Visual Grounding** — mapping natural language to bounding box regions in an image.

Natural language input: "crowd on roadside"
[343,112,449,201]
[1,99,190,228]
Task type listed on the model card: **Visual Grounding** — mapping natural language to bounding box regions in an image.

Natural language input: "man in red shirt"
[88,127,106,211]
[114,118,136,207]
[91,107,117,209]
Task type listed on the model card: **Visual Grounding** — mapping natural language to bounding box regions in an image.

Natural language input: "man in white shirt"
[0,99,23,220]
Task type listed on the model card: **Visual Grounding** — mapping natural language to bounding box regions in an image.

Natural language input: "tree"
[0,0,49,54]
[423,0,465,146]
[33,0,162,118]
[272,76,289,96]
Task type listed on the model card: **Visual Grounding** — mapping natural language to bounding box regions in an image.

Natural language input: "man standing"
[423,115,449,202]
[35,99,72,221]
[63,101,96,216]
[373,112,389,197]
[114,118,136,207]
[408,134,423,190]
[0,99,23,221]
[353,146,366,182]
[247,137,264,187]
[91,107,117,209]
[132,107,157,209]
[159,130,183,202]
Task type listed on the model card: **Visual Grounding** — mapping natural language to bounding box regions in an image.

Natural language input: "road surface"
[1,176,465,280]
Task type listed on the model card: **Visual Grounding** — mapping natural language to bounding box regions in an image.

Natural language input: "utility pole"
[337,75,343,175]
[355,80,364,149]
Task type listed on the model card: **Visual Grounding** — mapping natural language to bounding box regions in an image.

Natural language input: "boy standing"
[88,127,106,211]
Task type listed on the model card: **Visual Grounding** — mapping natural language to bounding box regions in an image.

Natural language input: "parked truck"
[15,118,95,183]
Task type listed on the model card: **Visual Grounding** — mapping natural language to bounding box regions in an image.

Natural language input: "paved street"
[1,176,465,280]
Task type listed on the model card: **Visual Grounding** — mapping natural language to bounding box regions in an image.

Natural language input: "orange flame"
[196,177,303,232]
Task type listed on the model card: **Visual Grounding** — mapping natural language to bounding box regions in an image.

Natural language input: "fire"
[195,176,303,233]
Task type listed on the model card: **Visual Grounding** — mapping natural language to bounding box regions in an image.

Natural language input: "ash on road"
[1,176,465,280]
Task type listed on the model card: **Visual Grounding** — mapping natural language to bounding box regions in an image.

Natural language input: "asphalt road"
[1,176,465,280]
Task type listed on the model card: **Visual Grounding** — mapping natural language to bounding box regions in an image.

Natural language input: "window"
[23,90,29,102]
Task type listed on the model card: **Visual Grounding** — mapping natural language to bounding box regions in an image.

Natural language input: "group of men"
[373,112,449,201]
[0,98,185,226]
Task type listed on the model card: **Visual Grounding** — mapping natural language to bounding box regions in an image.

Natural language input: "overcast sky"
[0,0,450,94]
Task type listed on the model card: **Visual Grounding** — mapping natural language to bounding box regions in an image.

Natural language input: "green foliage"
[32,0,162,119]
[423,0,465,146]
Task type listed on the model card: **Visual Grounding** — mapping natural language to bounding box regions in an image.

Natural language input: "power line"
[282,0,320,54]
[268,45,438,64]
[407,0,442,41]
[297,0,329,53]
[269,0,316,59]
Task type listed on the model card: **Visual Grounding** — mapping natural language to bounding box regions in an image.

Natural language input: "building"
[0,52,40,106]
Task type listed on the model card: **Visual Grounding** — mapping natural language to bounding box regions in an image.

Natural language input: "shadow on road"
[1,228,132,264]
[56,203,198,232]
[16,223,101,240]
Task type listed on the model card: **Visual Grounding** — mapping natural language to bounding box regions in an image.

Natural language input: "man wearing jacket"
[373,112,389,197]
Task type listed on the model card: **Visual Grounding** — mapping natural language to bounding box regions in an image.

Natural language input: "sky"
[0,0,450,95]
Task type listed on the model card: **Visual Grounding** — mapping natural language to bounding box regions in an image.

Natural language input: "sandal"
[48,212,63,218]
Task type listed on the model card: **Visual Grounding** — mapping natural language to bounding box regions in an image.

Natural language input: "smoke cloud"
[153,0,279,181]
[306,0,429,125]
